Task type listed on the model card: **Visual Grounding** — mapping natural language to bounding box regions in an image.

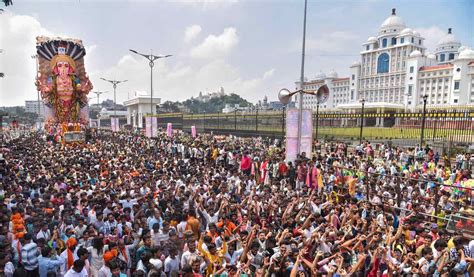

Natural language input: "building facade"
[297,8,474,111]
[25,100,45,116]
[123,93,161,128]
[296,71,351,110]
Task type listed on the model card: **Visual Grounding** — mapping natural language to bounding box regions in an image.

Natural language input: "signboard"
[145,117,152,138]
[285,109,313,161]
[167,123,173,137]
[63,131,85,143]
[110,118,120,132]
[151,116,158,137]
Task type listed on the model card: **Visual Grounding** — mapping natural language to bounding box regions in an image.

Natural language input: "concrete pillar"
[138,113,143,128]
[380,117,384,127]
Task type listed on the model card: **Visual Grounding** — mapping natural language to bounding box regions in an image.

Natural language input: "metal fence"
[153,109,474,147]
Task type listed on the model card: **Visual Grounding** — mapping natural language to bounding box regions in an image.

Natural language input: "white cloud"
[305,31,360,53]
[179,0,239,10]
[190,27,239,58]
[184,25,202,43]
[89,54,273,104]
[414,26,446,53]
[0,12,55,106]
[0,12,267,107]
[263,69,275,79]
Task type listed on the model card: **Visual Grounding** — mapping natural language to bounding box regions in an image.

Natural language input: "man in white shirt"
[36,223,51,241]
[181,239,198,268]
[64,259,88,277]
[164,248,180,275]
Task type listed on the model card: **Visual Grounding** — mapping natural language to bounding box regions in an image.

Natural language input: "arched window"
[391,37,397,45]
[377,53,390,73]
[449,53,455,60]
[440,54,445,62]
[382,38,388,47]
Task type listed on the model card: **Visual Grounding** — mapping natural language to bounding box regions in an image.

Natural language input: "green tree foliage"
[181,93,252,113]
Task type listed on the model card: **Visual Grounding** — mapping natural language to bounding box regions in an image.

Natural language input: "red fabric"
[240,156,251,171]
[367,257,379,277]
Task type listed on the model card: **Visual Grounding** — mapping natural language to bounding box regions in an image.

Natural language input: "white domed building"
[405,27,474,108]
[434,28,461,63]
[353,8,426,111]
[296,8,473,113]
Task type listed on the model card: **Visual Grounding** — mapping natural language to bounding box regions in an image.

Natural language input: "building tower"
[435,28,462,64]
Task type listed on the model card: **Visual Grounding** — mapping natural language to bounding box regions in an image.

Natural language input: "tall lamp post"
[91,91,108,106]
[359,98,365,144]
[129,49,172,115]
[315,101,320,141]
[295,0,308,155]
[100,78,127,117]
[32,55,41,125]
[420,94,428,148]
[129,49,172,135]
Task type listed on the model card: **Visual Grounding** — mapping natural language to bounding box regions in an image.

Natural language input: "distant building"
[295,71,352,110]
[123,92,161,128]
[197,87,226,102]
[25,100,45,116]
[297,8,474,112]
[268,101,296,110]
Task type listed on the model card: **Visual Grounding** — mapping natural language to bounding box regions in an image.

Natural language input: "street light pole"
[315,101,319,141]
[31,55,41,125]
[100,78,127,117]
[91,91,108,106]
[420,94,428,148]
[129,49,172,136]
[359,99,365,144]
[297,0,308,155]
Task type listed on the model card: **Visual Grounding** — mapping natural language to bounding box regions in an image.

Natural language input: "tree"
[159,101,181,113]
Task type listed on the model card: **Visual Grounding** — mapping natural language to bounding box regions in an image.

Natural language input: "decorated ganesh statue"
[35,37,93,128]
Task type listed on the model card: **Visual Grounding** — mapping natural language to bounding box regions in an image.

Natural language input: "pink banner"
[110,118,115,131]
[167,123,173,137]
[191,125,197,138]
[115,118,120,132]
[152,117,158,137]
[111,118,119,132]
[285,109,313,161]
[145,117,152,138]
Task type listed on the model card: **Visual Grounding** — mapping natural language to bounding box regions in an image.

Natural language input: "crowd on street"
[0,129,473,277]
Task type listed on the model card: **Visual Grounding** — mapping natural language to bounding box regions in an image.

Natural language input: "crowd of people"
[0,129,473,277]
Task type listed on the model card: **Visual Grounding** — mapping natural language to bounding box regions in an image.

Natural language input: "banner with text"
[285,109,313,161]
[145,117,152,138]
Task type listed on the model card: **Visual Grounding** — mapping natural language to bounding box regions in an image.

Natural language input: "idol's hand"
[36,78,51,93]
[79,77,93,93]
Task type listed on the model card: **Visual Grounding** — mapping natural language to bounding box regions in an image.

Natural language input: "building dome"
[458,48,474,60]
[409,50,422,58]
[315,72,326,80]
[380,8,406,31]
[427,53,436,60]
[437,28,460,46]
[327,70,338,79]
[412,30,420,37]
[367,36,377,43]
[400,28,413,35]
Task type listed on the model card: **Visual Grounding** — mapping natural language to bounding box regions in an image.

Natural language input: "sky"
[0,0,473,107]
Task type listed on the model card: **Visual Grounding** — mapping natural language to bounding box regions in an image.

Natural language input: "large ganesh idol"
[35,37,93,126]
